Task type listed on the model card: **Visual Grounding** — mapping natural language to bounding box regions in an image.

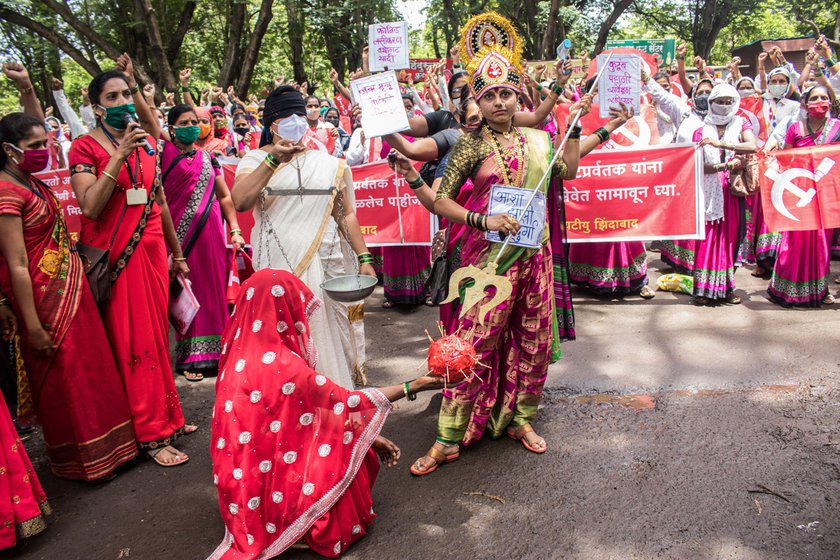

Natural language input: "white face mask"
[710,102,734,116]
[273,114,308,144]
[305,108,320,121]
[738,89,754,98]
[768,83,789,99]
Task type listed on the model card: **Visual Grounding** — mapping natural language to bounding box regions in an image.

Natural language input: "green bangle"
[129,84,140,94]
[264,153,280,169]
[536,83,543,91]
[179,85,190,93]
[551,84,562,95]
[407,175,425,190]
[403,381,416,401]
[827,58,837,67]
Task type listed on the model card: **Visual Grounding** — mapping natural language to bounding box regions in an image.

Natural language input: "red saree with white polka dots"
[207,270,391,559]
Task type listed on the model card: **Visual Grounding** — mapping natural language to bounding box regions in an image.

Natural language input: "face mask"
[807,101,831,119]
[7,145,50,174]
[693,93,710,114]
[710,102,734,116]
[319,107,329,117]
[198,122,212,139]
[233,127,250,137]
[738,89,755,98]
[768,83,788,99]
[325,118,339,128]
[274,114,308,143]
[306,108,320,121]
[172,125,200,145]
[99,103,137,130]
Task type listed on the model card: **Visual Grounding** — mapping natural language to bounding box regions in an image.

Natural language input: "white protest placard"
[485,185,546,249]
[597,54,641,119]
[369,22,409,72]
[350,71,410,138]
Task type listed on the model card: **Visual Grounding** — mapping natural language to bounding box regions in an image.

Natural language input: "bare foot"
[372,435,400,467]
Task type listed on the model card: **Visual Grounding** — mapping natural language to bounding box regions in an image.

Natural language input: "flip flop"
[147,446,189,468]
[182,370,204,382]
[184,424,199,434]
[507,425,547,454]
[409,446,459,476]
[639,286,655,299]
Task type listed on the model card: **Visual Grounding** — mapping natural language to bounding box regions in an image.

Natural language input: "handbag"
[729,153,760,197]
[425,226,450,305]
[75,203,127,305]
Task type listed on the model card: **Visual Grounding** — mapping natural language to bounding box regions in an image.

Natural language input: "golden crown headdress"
[458,12,524,99]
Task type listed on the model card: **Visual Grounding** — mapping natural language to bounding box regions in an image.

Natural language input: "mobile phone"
[388,152,396,164]
[556,40,573,75]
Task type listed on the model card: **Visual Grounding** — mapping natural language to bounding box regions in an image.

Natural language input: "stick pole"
[490,52,614,265]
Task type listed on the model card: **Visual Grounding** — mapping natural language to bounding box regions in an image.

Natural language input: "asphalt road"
[8,255,840,560]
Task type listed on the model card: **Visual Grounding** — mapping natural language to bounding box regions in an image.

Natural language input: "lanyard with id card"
[124,152,147,206]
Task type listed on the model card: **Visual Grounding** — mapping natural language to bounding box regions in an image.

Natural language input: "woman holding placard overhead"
[409,13,586,476]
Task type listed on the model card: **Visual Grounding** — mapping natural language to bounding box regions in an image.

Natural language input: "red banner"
[759,144,840,232]
[738,96,768,144]
[33,168,82,242]
[222,160,432,247]
[555,103,662,148]
[351,160,432,246]
[564,144,704,242]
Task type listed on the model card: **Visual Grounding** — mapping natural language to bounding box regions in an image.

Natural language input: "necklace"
[483,125,526,186]
[806,117,830,145]
[487,124,514,140]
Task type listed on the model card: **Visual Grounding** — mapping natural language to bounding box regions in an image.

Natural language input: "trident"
[441,53,614,325]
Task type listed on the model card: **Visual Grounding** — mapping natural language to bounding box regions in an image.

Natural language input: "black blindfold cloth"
[259,86,307,147]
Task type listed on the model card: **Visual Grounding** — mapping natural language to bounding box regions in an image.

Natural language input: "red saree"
[0,395,50,550]
[0,178,137,480]
[68,136,185,448]
[208,270,391,560]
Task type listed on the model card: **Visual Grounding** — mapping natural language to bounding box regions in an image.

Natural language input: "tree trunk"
[235,0,274,98]
[166,0,198,66]
[136,0,177,92]
[285,0,308,84]
[593,0,634,55]
[218,0,246,88]
[541,0,562,60]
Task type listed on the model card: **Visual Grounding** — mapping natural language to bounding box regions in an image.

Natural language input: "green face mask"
[172,125,200,145]
[100,103,137,130]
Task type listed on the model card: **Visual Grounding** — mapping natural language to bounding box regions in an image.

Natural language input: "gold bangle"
[0,297,8,306]
[101,171,117,183]
[173,257,187,262]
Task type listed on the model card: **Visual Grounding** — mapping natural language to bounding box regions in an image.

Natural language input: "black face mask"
[234,127,250,137]
[325,117,340,128]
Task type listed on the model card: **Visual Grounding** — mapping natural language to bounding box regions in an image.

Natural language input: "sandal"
[834,276,840,285]
[725,292,741,305]
[382,300,395,309]
[506,425,547,454]
[639,285,655,299]
[184,424,199,435]
[147,446,189,468]
[823,294,835,305]
[409,444,459,476]
[751,267,769,278]
[692,296,711,306]
[425,297,435,307]
[182,370,203,382]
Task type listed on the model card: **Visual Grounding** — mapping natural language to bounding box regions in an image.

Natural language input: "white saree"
[235,149,367,389]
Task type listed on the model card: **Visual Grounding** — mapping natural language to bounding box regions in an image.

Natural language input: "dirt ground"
[7,256,840,560]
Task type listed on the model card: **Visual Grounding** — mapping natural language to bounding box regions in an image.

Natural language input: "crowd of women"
[0,10,838,558]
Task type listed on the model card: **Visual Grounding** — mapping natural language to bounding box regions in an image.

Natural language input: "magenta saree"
[434,127,570,446]
[161,141,229,372]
